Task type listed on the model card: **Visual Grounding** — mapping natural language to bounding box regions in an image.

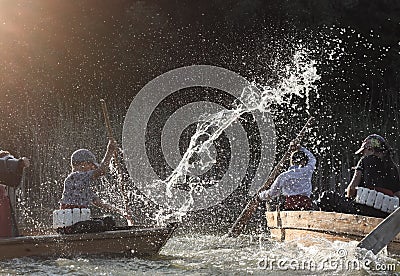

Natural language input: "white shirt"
[259,146,316,199]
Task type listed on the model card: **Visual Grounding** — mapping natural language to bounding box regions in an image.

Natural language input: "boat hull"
[0,224,176,260]
[265,211,400,254]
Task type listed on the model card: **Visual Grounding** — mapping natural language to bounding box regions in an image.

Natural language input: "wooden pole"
[228,117,315,237]
[100,99,133,226]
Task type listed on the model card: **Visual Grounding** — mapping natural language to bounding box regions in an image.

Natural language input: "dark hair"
[291,150,308,166]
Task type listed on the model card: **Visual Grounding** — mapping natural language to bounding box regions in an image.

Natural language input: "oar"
[228,116,315,237]
[357,207,400,254]
[100,99,133,226]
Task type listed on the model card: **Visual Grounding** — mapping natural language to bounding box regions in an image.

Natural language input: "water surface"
[1,232,398,275]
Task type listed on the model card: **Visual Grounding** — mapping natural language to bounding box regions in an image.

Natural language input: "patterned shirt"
[60,170,99,207]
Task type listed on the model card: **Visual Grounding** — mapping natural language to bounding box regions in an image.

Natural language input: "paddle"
[357,207,400,254]
[100,99,133,226]
[228,116,315,237]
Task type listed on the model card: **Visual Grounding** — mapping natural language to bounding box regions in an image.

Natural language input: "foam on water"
[1,234,399,275]
[159,234,400,275]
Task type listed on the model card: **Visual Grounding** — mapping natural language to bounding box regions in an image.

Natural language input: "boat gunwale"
[266,210,400,242]
[0,223,177,246]
[0,223,178,260]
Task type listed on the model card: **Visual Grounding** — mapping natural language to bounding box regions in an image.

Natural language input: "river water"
[2,38,397,275]
[1,229,399,275]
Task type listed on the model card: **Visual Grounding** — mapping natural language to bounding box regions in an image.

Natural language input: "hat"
[355,134,386,154]
[71,149,99,167]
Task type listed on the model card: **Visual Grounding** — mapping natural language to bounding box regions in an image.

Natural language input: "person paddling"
[258,140,316,210]
[55,138,133,234]
[319,134,400,218]
[346,134,400,217]
[346,134,400,198]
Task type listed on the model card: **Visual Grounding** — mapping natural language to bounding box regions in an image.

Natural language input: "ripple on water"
[1,234,399,275]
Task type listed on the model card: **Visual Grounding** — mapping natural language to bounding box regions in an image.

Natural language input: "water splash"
[156,49,320,224]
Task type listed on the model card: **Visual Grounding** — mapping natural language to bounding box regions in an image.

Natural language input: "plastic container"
[366,190,377,207]
[381,195,391,213]
[355,187,364,203]
[64,209,73,227]
[373,192,384,210]
[388,197,399,213]
[358,187,369,205]
[72,208,81,224]
[53,210,63,229]
[81,209,91,221]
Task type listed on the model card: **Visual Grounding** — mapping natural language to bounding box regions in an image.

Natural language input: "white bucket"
[81,208,91,221]
[381,195,391,213]
[393,197,399,209]
[356,187,364,203]
[64,209,73,227]
[388,197,399,213]
[358,187,369,205]
[373,192,384,209]
[72,208,81,224]
[53,208,91,229]
[366,190,377,207]
[53,210,64,229]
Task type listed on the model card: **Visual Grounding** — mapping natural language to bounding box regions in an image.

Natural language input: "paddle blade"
[228,196,260,237]
[357,207,400,254]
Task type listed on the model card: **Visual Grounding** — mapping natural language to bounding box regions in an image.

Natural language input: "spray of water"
[155,49,320,224]
[104,148,162,224]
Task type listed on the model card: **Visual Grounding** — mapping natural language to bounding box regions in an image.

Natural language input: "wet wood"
[266,210,400,254]
[0,223,176,260]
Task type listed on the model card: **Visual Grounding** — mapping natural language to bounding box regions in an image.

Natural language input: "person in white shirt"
[258,141,316,210]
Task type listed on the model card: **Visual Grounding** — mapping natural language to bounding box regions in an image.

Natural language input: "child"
[0,150,30,238]
[57,138,132,234]
[258,141,316,210]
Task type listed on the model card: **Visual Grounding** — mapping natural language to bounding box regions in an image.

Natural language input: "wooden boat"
[0,223,177,260]
[266,210,400,254]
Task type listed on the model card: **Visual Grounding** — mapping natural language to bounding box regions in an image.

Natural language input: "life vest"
[355,187,399,213]
[52,208,91,229]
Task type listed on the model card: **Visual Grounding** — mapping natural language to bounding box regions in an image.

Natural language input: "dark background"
[0,0,399,229]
